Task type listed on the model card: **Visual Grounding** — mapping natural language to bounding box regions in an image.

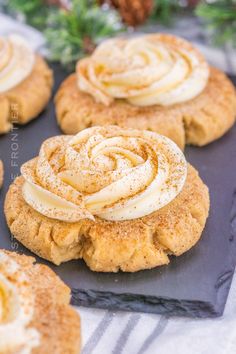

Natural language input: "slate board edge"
[70,267,234,319]
[71,289,219,318]
[71,184,236,319]
[70,265,235,319]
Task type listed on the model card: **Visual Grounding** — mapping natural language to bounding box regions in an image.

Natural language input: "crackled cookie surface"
[56,34,236,148]
[5,126,209,272]
[0,250,81,354]
[0,34,53,134]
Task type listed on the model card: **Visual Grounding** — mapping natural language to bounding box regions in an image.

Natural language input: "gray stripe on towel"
[112,314,141,354]
[137,316,169,354]
[83,311,115,354]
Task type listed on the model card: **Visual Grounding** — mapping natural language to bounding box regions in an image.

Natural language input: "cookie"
[0,160,3,188]
[0,34,53,134]
[5,126,209,272]
[55,34,236,148]
[0,250,81,353]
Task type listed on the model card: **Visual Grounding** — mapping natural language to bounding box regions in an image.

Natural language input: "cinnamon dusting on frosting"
[21,126,187,222]
[76,34,209,107]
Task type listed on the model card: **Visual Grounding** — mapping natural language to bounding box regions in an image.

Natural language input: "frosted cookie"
[0,160,3,188]
[0,34,53,134]
[5,126,210,272]
[55,34,236,148]
[0,250,81,353]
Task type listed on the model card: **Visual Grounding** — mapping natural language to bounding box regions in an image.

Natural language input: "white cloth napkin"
[78,276,236,354]
[1,13,236,354]
[0,13,45,50]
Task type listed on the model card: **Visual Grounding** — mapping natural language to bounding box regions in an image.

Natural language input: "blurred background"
[0,0,235,73]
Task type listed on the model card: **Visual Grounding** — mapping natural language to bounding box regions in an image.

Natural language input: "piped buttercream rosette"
[0,34,35,93]
[21,126,187,222]
[77,34,209,107]
[0,252,40,354]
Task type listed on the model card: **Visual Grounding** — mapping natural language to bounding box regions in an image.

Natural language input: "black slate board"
[0,64,235,318]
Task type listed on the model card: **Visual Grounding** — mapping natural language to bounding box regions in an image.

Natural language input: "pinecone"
[99,0,153,27]
[45,0,69,10]
[187,0,200,7]
[82,36,96,55]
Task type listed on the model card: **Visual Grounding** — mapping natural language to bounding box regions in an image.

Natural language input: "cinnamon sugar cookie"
[55,34,236,148]
[0,34,53,134]
[5,126,209,272]
[0,250,81,353]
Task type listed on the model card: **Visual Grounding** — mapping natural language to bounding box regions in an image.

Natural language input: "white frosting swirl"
[21,126,187,222]
[0,252,40,354]
[77,34,209,107]
[0,34,35,93]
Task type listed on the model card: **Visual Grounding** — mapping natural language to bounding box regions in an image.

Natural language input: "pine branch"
[6,0,54,30]
[45,0,125,70]
[150,0,185,25]
[196,0,236,46]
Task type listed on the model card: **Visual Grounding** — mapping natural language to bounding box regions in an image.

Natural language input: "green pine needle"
[150,0,184,25]
[196,0,236,46]
[6,0,53,30]
[45,0,124,70]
